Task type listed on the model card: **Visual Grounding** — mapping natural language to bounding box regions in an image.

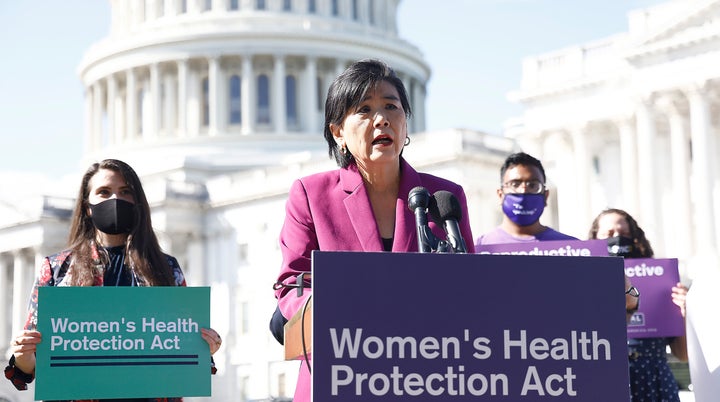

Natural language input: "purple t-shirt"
[476,226,577,246]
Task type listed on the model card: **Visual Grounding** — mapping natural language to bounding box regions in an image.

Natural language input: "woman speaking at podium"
[273,59,475,402]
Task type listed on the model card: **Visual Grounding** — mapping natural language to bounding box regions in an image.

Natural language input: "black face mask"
[89,199,136,235]
[607,236,641,258]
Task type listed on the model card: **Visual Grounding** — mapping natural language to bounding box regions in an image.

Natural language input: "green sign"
[36,286,211,400]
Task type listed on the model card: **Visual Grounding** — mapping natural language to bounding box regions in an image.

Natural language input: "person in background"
[476,151,576,245]
[475,152,639,320]
[589,208,688,402]
[273,59,475,402]
[5,159,222,402]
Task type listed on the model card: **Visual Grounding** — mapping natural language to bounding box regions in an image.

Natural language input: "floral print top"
[627,337,680,402]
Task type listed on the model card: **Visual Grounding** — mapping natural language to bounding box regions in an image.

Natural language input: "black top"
[381,237,393,252]
[103,245,134,286]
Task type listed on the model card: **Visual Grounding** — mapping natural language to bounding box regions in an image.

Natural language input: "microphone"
[428,190,468,253]
[407,186,434,253]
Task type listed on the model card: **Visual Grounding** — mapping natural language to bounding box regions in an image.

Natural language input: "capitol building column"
[615,116,639,215]
[210,0,223,12]
[570,124,592,234]
[126,68,137,141]
[187,62,201,138]
[208,55,221,137]
[544,130,574,233]
[84,85,95,153]
[634,96,660,243]
[11,250,32,338]
[163,69,177,137]
[149,62,161,141]
[164,0,176,16]
[412,78,426,133]
[95,82,104,148]
[187,0,201,14]
[686,82,718,258]
[656,94,693,259]
[107,74,117,145]
[177,59,188,138]
[273,54,287,134]
[304,56,319,134]
[241,55,255,135]
[0,255,9,347]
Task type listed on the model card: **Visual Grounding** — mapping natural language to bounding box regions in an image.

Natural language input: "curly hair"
[588,208,654,258]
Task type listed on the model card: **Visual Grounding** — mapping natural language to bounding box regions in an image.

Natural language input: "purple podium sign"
[312,251,630,401]
[475,239,608,257]
[625,258,683,339]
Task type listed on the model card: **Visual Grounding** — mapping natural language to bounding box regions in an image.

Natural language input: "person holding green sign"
[4,159,222,401]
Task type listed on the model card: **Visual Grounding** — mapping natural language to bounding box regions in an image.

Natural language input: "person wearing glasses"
[475,152,576,245]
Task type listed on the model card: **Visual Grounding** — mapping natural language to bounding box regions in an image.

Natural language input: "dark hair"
[323,59,412,168]
[588,208,654,257]
[500,152,547,183]
[67,159,176,286]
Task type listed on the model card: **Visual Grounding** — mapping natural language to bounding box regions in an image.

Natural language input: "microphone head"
[429,190,463,222]
[408,186,431,210]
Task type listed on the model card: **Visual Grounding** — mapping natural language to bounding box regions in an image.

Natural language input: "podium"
[297,250,631,401]
[284,298,312,361]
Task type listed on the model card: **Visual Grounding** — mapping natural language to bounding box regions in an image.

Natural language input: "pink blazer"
[274,159,474,402]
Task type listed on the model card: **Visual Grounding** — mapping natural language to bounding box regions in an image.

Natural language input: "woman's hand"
[672,282,688,318]
[10,330,41,374]
[201,328,222,355]
[670,282,689,362]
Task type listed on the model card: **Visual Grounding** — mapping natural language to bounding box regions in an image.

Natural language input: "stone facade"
[507,0,720,281]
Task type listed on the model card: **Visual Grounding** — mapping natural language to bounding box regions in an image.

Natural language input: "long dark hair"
[67,159,176,286]
[588,208,654,258]
[323,58,412,168]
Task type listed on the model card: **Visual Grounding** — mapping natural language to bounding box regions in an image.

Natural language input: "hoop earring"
[404,136,411,146]
[340,144,347,155]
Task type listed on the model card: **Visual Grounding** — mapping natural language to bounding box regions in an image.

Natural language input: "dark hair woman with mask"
[5,159,222,401]
[589,208,688,402]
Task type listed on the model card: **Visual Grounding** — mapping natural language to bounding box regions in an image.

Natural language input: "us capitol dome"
[77,0,430,176]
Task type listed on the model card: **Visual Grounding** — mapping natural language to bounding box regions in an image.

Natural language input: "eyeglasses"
[502,180,545,194]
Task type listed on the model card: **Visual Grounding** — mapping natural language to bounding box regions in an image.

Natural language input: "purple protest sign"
[625,258,683,339]
[475,239,608,257]
[312,251,630,401]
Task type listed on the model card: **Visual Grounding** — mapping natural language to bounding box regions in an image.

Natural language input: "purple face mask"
[502,193,545,226]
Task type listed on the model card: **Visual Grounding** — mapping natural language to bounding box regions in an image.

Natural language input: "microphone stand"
[435,239,450,253]
[407,187,457,254]
[428,190,468,254]
[418,224,446,253]
[408,187,438,253]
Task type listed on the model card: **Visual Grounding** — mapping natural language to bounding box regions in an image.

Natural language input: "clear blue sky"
[0,0,665,180]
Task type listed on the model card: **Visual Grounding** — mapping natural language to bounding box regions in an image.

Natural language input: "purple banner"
[475,239,608,257]
[312,251,630,401]
[625,258,683,339]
